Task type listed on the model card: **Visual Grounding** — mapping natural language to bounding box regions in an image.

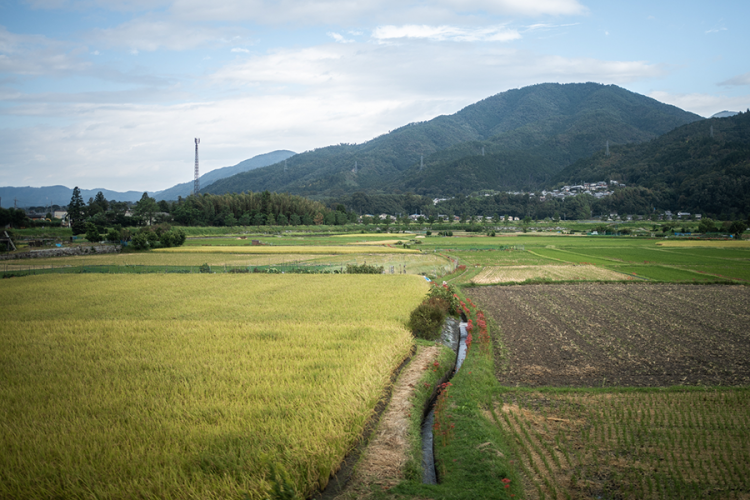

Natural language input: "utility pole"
[606,140,610,157]
[420,155,423,171]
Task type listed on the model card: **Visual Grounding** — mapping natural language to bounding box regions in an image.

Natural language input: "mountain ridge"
[203,83,703,198]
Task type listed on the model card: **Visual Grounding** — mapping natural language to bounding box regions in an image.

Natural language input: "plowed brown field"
[467,284,750,387]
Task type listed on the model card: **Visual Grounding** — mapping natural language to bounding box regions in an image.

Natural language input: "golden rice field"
[154,245,419,254]
[3,252,451,275]
[347,239,415,246]
[0,252,319,268]
[656,240,750,248]
[470,265,628,284]
[0,274,428,499]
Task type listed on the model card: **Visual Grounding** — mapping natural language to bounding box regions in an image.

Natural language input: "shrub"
[425,296,450,315]
[408,302,445,341]
[131,232,150,250]
[427,282,460,315]
[106,228,121,243]
[84,222,101,243]
[346,263,384,274]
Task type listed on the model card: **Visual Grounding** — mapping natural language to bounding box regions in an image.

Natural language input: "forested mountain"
[203,83,702,198]
[555,110,750,217]
[155,150,295,201]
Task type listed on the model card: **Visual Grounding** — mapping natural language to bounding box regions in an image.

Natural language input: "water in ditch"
[422,320,468,484]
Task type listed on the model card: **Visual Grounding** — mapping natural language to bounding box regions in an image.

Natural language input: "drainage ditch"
[422,318,468,484]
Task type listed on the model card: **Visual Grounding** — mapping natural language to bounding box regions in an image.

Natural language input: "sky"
[1,0,749,193]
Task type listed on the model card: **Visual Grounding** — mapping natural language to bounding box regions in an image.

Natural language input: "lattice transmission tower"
[194,138,200,195]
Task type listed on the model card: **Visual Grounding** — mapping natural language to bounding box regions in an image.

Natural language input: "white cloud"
[705,20,727,35]
[231,47,250,53]
[327,32,354,44]
[372,24,521,43]
[0,27,91,76]
[90,15,245,52]
[718,72,750,87]
[648,90,750,117]
[168,0,586,25]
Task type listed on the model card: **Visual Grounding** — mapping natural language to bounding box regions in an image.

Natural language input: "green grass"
[606,264,728,282]
[689,264,750,282]
[443,249,559,266]
[527,247,616,266]
[392,309,521,500]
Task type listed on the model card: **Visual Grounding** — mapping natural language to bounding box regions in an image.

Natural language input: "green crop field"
[0,274,427,500]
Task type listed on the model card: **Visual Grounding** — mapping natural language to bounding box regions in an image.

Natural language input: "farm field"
[467,284,750,387]
[469,282,750,499]
[471,265,629,284]
[425,234,750,283]
[154,245,419,254]
[0,274,427,500]
[182,233,408,247]
[491,388,750,500]
[3,251,452,277]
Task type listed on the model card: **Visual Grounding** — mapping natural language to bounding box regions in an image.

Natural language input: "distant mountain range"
[203,83,703,198]
[0,150,295,208]
[711,110,740,119]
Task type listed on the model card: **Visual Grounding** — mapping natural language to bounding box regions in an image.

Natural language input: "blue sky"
[1,0,748,192]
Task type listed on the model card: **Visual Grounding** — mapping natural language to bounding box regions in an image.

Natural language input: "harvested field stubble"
[468,284,750,387]
[471,265,628,284]
[491,389,750,500]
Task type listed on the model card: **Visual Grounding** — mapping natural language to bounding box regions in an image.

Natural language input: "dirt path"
[334,345,441,499]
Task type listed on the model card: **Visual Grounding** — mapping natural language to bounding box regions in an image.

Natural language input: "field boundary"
[314,344,417,499]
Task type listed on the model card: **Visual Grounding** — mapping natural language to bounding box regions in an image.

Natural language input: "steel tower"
[194,138,200,195]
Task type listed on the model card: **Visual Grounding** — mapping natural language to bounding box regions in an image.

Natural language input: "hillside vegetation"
[556,110,750,216]
[203,83,701,198]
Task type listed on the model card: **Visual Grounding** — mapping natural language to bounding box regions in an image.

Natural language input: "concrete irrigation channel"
[422,318,468,485]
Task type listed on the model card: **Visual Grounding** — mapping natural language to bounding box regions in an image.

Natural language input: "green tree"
[106,228,121,243]
[729,221,747,239]
[290,213,301,226]
[239,213,251,226]
[84,222,101,242]
[266,213,276,226]
[131,232,149,250]
[135,193,158,226]
[68,186,86,235]
[224,213,237,227]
